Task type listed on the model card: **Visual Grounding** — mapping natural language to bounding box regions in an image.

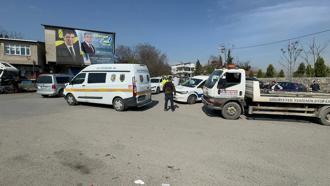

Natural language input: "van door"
[84,72,107,103]
[136,73,151,103]
[66,73,86,101]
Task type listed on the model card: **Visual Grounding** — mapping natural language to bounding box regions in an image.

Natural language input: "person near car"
[311,80,320,92]
[271,81,283,91]
[163,76,176,111]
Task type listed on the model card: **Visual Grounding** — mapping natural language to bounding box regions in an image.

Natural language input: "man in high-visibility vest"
[161,76,168,86]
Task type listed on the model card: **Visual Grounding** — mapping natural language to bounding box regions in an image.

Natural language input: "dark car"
[277,82,307,92]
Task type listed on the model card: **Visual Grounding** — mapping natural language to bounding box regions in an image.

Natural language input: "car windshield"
[151,79,160,83]
[205,70,223,88]
[181,78,203,88]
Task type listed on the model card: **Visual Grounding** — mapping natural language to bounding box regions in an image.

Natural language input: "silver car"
[36,74,73,97]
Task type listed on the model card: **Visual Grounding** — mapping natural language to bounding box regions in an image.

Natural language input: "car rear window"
[56,76,71,84]
[37,76,53,84]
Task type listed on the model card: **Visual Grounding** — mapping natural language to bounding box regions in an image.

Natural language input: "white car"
[174,75,208,104]
[150,77,163,94]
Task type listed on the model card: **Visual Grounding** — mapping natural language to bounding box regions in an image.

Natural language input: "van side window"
[71,73,86,84]
[139,75,144,83]
[111,74,116,82]
[146,75,150,82]
[56,77,71,84]
[120,74,125,82]
[88,73,106,84]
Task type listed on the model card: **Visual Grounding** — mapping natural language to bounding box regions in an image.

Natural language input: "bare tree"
[279,41,302,81]
[302,38,329,66]
[0,27,24,39]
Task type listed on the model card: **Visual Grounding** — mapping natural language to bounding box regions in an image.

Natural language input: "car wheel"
[41,95,48,98]
[113,97,126,111]
[319,107,330,126]
[187,95,197,104]
[65,93,78,106]
[221,102,241,120]
[156,87,160,94]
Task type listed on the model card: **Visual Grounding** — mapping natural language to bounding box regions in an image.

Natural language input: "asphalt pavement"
[0,93,329,186]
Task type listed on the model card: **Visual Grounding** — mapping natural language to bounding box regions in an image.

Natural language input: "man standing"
[163,76,176,111]
[311,80,320,92]
[56,30,83,65]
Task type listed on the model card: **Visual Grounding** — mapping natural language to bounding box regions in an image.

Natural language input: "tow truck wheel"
[319,107,330,126]
[65,93,77,106]
[222,102,241,120]
[113,97,126,111]
[187,95,197,104]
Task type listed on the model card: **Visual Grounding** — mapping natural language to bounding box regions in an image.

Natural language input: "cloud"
[215,1,330,45]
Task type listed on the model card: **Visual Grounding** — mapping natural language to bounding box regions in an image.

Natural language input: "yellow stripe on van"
[65,88,132,92]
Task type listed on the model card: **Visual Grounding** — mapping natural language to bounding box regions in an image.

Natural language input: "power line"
[232,28,330,50]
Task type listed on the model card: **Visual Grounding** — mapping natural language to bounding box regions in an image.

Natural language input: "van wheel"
[65,93,77,106]
[41,95,48,98]
[156,87,160,94]
[319,108,330,126]
[58,89,64,97]
[113,98,126,111]
[222,102,241,120]
[187,95,197,104]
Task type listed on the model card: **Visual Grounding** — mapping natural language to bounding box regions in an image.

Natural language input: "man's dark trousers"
[165,93,174,110]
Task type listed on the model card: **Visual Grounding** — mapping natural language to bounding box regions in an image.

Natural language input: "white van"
[64,64,152,111]
[174,75,208,104]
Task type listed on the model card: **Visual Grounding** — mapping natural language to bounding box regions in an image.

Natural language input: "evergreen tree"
[314,57,327,77]
[306,64,314,77]
[293,63,306,77]
[265,64,276,78]
[278,69,285,77]
[257,69,264,78]
[194,60,203,75]
[226,49,234,65]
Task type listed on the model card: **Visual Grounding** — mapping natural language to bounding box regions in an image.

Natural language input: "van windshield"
[205,70,223,88]
[151,79,160,83]
[181,78,203,88]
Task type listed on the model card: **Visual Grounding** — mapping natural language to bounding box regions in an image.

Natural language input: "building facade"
[0,38,45,79]
[171,62,195,77]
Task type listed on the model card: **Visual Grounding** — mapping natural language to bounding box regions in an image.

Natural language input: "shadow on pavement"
[201,105,221,118]
[79,100,159,112]
[245,114,320,125]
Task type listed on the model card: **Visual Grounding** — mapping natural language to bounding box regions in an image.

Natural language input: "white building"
[171,62,195,77]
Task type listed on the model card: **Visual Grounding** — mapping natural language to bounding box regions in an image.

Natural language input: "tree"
[278,69,285,77]
[226,49,234,65]
[314,57,327,77]
[248,70,255,78]
[257,69,264,78]
[306,64,314,77]
[194,59,203,75]
[280,41,302,81]
[265,64,276,78]
[116,43,171,76]
[293,62,306,77]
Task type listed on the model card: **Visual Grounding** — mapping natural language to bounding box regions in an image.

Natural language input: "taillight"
[132,77,137,97]
[51,84,56,90]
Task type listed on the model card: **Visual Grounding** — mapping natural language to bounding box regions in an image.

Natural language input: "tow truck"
[202,66,330,126]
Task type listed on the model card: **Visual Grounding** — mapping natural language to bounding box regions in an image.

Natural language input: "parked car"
[19,79,36,92]
[64,64,152,111]
[37,74,73,97]
[150,77,163,94]
[276,82,307,92]
[174,75,208,104]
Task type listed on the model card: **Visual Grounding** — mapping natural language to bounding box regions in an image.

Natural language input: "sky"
[1,0,330,70]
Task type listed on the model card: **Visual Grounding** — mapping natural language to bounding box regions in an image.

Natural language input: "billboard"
[43,25,115,65]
